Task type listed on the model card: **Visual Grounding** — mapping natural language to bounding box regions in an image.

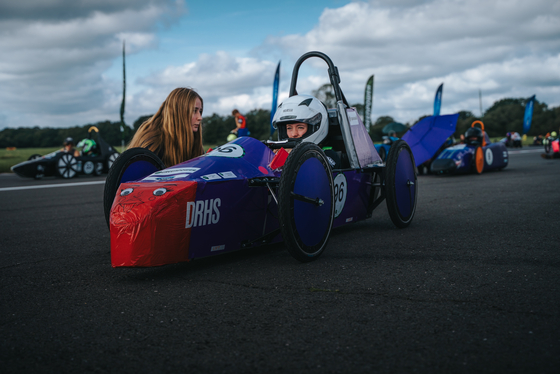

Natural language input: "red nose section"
[110,181,197,267]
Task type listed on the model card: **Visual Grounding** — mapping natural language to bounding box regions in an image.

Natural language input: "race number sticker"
[143,167,200,181]
[485,148,493,166]
[201,173,221,181]
[151,167,200,176]
[333,173,347,217]
[218,171,236,178]
[143,174,190,181]
[83,161,94,174]
[348,110,360,126]
[207,144,245,158]
[200,171,237,181]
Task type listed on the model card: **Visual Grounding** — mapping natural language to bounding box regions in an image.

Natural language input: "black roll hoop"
[288,51,349,107]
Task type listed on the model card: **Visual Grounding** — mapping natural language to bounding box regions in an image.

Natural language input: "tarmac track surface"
[1,149,559,374]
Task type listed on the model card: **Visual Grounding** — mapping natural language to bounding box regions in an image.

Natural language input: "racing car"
[374,134,399,161]
[104,51,418,267]
[11,127,120,179]
[430,121,508,174]
[543,132,558,154]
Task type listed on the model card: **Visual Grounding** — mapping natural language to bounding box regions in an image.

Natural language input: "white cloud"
[129,51,279,117]
[0,0,184,128]
[264,0,560,123]
[1,0,559,130]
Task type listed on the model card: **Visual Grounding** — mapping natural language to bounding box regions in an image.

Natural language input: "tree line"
[1,97,559,149]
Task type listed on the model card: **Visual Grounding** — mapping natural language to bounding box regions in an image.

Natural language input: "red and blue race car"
[104,52,418,267]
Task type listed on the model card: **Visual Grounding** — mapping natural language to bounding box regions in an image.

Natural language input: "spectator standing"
[232,109,249,137]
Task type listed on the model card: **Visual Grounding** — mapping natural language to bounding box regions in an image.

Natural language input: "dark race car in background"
[11,127,120,179]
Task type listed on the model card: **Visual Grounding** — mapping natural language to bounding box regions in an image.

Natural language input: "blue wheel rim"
[293,157,333,247]
[394,149,416,219]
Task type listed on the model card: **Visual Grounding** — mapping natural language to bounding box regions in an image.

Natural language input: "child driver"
[286,123,308,139]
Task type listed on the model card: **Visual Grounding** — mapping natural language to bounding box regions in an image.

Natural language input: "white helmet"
[272,94,329,144]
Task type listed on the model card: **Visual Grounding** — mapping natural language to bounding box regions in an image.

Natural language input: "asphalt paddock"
[1,149,559,373]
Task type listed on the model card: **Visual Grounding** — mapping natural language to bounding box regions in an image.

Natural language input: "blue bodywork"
[374,136,399,161]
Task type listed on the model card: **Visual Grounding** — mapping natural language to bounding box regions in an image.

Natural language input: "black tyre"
[385,139,417,228]
[378,146,387,162]
[278,142,335,262]
[28,154,42,161]
[544,141,551,154]
[56,153,78,179]
[419,162,431,175]
[103,148,165,229]
[370,171,382,204]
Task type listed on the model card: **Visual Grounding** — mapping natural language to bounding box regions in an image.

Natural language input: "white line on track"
[508,148,543,154]
[0,180,105,192]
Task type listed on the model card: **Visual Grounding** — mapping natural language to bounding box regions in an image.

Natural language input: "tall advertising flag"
[523,95,536,135]
[433,83,443,116]
[270,61,281,138]
[120,41,126,151]
[364,75,374,129]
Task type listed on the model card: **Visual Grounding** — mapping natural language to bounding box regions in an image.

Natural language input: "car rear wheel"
[103,148,165,229]
[278,142,334,262]
[56,153,78,179]
[378,146,387,162]
[385,139,417,228]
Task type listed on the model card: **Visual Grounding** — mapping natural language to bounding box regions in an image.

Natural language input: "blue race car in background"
[374,135,399,161]
[431,121,508,174]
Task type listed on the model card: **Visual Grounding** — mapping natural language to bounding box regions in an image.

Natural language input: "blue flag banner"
[270,61,281,137]
[523,95,535,135]
[433,83,443,116]
[364,75,374,129]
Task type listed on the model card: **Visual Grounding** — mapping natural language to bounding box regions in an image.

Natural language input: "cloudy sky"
[0,0,559,130]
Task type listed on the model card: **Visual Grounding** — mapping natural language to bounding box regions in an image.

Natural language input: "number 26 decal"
[333,173,347,217]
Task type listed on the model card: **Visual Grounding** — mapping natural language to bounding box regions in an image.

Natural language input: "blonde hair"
[129,88,204,167]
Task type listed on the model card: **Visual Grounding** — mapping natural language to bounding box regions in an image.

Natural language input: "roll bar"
[288,51,349,107]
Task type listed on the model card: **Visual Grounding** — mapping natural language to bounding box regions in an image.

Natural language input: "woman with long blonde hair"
[129,87,204,167]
